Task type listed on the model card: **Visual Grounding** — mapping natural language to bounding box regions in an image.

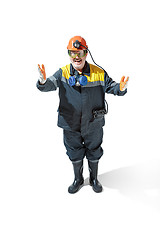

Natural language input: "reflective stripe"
[61,76,67,84]
[48,75,58,88]
[110,82,117,87]
[82,80,105,87]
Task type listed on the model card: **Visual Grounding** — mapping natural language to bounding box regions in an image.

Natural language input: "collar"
[70,61,90,76]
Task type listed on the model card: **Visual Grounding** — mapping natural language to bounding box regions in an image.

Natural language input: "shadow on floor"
[97,159,160,210]
[84,159,160,210]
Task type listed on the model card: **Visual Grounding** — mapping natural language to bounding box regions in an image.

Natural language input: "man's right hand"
[38,64,46,84]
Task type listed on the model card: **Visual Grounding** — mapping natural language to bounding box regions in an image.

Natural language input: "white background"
[1,0,160,239]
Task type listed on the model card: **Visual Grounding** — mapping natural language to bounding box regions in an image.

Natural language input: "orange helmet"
[67,36,88,51]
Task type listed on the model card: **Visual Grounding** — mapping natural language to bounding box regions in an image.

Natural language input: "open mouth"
[74,59,82,64]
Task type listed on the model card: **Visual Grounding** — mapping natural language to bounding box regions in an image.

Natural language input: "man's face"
[68,50,87,72]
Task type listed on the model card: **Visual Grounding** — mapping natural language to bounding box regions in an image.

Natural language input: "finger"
[125,82,128,88]
[121,76,125,82]
[42,65,46,73]
[38,64,42,72]
[38,67,42,74]
[126,76,129,82]
[39,65,45,75]
[124,77,129,85]
[38,64,43,69]
[42,64,45,70]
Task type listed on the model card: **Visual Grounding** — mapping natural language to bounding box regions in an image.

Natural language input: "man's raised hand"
[38,64,46,84]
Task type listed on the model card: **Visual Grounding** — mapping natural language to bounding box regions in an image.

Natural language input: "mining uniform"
[36,61,127,162]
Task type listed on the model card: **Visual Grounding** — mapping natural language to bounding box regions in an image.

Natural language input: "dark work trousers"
[63,126,103,162]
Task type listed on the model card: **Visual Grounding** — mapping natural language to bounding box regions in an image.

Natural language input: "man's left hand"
[120,76,129,91]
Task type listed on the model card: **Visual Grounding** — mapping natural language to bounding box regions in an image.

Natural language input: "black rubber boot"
[68,160,84,194]
[88,160,103,193]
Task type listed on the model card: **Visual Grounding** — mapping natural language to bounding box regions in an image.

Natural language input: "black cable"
[80,44,106,72]
[73,40,109,113]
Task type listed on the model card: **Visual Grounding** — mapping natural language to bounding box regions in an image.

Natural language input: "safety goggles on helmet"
[68,50,87,58]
